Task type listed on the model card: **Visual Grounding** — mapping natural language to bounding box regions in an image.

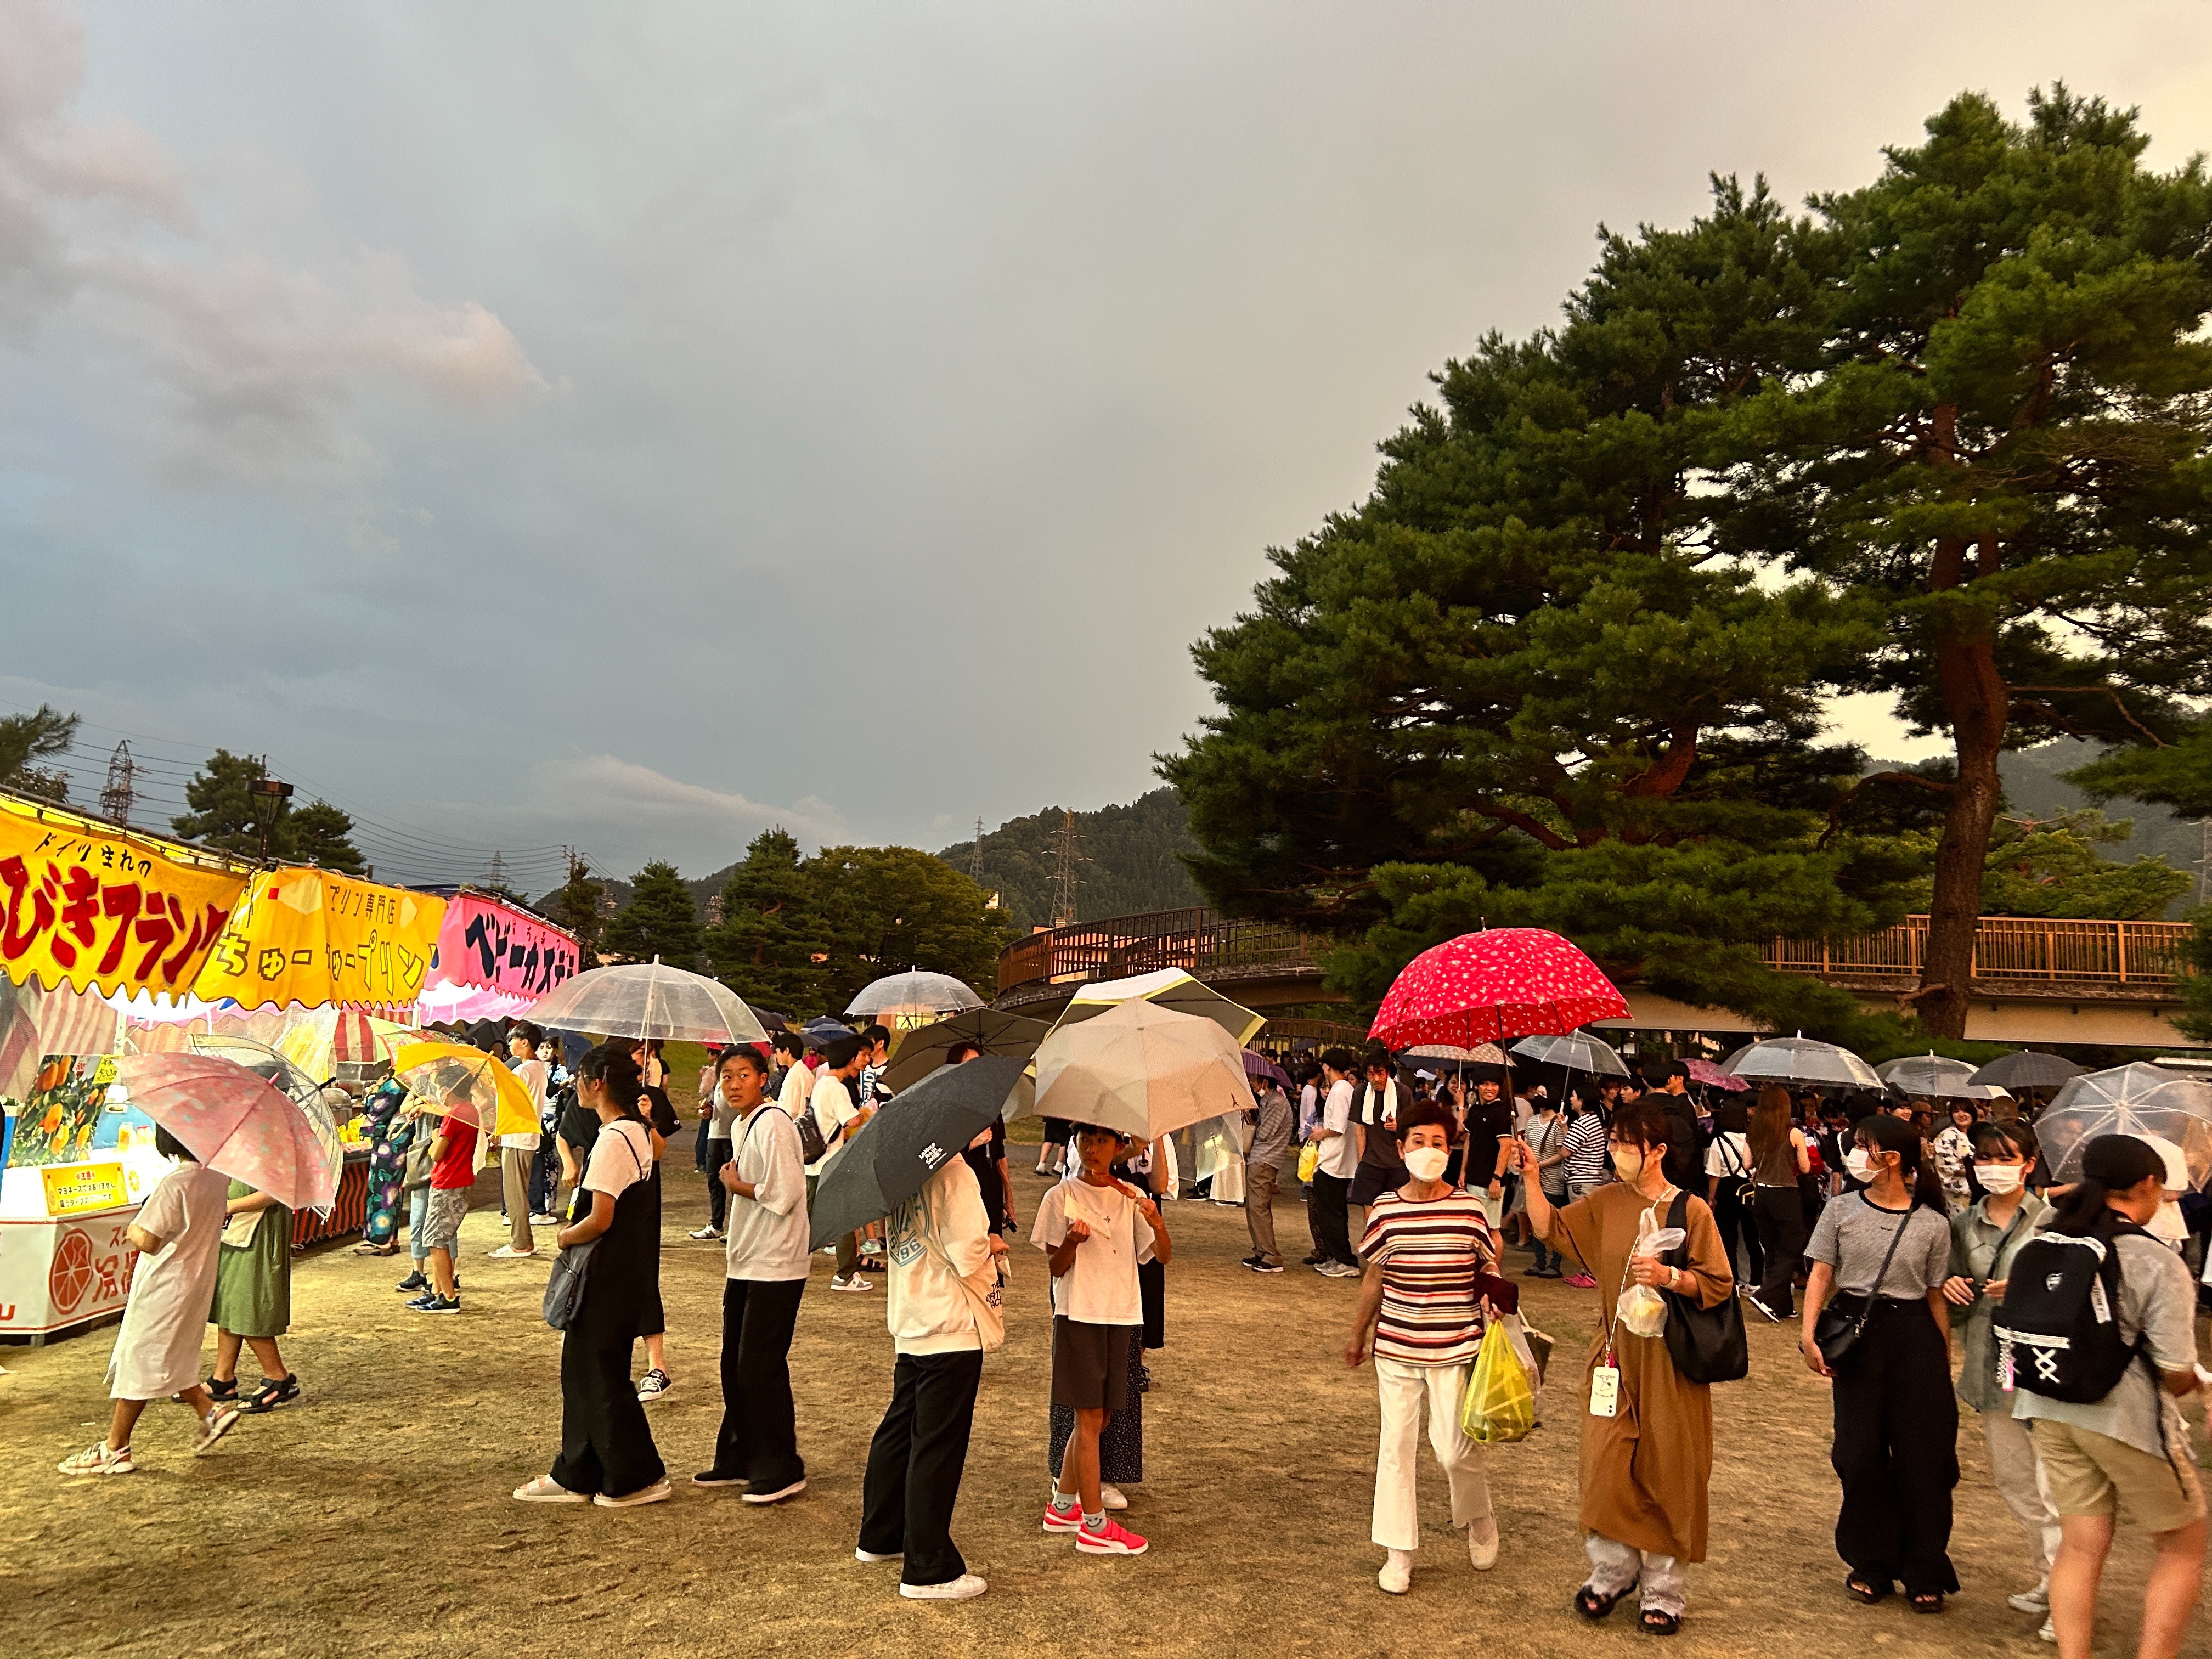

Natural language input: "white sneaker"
[830,1274,874,1293]
[743,1478,806,1505]
[529,1213,559,1227]
[57,1441,134,1476]
[2039,1618,2055,1644]
[686,1226,723,1241]
[856,1547,902,1563]
[514,1474,588,1503]
[1099,1483,1129,1512]
[636,1368,674,1401]
[900,1573,987,1601]
[594,1479,673,1508]
[1467,1518,1499,1570]
[1378,1549,1413,1594]
[2008,1579,2051,1613]
[488,1244,537,1260]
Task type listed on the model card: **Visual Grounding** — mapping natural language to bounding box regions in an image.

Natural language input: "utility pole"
[970,816,985,883]
[247,758,292,861]
[1052,808,1081,927]
[99,741,136,827]
[2197,818,2210,906]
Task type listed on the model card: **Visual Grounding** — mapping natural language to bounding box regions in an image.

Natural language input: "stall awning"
[427,893,580,1001]
[191,867,447,1016]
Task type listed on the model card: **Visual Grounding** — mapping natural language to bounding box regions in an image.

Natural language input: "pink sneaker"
[1564,1272,1598,1289]
[1041,1503,1084,1533]
[1075,1516,1148,1555]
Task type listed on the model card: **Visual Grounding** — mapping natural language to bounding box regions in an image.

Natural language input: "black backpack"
[1993,1218,2150,1404]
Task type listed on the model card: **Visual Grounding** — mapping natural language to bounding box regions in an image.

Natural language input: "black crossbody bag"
[1813,1198,1911,1368]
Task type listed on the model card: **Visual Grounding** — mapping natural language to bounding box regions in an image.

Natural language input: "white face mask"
[1843,1149,1875,1181]
[1977,1164,2023,1194]
[1610,1145,1646,1181]
[1403,1146,1451,1183]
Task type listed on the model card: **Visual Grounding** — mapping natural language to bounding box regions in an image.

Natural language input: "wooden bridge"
[995,908,2203,1049]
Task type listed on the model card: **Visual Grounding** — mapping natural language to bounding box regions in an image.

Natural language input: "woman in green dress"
[206,1181,299,1413]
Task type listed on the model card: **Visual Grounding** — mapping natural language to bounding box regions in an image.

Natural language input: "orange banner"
[0,797,251,1000]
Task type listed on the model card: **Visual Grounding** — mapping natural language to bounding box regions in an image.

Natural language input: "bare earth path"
[3,1165,2204,1659]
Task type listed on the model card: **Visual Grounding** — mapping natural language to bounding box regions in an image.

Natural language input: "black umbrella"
[1967,1051,2086,1092]
[882,1009,1049,1092]
[801,1016,855,1051]
[808,1055,1026,1249]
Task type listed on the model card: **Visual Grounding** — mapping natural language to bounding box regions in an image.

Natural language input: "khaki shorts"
[2029,1418,2205,1534]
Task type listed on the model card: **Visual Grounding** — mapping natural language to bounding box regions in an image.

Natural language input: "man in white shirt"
[809,1036,871,1290]
[695,1047,810,1505]
[1305,1048,1361,1278]
[855,1130,1006,1600]
[493,1023,548,1259]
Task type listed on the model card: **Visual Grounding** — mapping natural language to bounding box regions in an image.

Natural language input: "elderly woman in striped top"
[1344,1098,1516,1596]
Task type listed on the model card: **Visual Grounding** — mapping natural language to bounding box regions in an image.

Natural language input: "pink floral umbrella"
[1684,1058,1752,1093]
[1369,928,1629,1051]
[113,1053,340,1214]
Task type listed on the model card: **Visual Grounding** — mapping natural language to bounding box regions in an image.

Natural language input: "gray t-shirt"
[1808,1193,1951,1297]
[2013,1232,2201,1461]
[706,1082,740,1141]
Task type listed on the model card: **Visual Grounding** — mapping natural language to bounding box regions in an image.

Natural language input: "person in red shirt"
[408,1113,478,1313]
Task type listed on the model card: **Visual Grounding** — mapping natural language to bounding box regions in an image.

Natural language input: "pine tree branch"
[1816,770,1956,848]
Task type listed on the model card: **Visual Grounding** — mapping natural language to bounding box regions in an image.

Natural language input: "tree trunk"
[1920,538,2008,1040]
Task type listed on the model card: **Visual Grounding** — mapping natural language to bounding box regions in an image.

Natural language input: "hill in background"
[936,786,1201,930]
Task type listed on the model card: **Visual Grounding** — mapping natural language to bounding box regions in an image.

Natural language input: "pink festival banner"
[427,895,581,1001]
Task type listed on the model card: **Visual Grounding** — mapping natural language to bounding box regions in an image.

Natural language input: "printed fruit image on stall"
[2,1058,109,1169]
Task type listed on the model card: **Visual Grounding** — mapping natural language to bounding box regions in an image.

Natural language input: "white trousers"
[1372,1356,1492,1550]
[1983,1408,2061,1578]
[1585,1534,1686,1617]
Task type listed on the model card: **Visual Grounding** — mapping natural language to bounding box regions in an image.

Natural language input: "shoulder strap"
[1856,1196,1914,1296]
[1718,1134,1745,1176]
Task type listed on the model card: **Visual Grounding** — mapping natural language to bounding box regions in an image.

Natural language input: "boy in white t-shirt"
[1031,1123,1172,1557]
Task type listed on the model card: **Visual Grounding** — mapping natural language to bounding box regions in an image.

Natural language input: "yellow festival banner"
[193,868,447,1014]
[0,796,252,999]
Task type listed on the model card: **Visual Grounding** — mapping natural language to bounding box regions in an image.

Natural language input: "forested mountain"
[936,787,1202,929]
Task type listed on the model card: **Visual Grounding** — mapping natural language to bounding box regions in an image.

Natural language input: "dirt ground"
[3,1149,2207,1659]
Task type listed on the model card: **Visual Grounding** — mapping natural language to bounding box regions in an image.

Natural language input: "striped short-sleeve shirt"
[1359,1189,1494,1365]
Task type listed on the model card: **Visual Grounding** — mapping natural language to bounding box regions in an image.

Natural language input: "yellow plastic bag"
[1460,1319,1536,1444]
[1296,1142,1320,1184]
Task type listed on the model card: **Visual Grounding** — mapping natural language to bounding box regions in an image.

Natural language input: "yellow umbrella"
[391,1041,537,1138]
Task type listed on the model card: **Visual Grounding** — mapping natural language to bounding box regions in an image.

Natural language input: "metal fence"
[1001,909,2195,995]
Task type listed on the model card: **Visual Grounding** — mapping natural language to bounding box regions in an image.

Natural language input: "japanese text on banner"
[193,868,446,1013]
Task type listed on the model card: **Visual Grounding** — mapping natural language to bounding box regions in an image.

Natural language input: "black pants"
[1310,1171,1355,1266]
[551,1324,665,1498]
[1711,1178,1763,1284]
[1751,1185,1807,1314]
[859,1350,984,1587]
[1830,1299,1959,1595]
[704,1141,732,1232]
[710,1277,806,1490]
[528,1140,558,1217]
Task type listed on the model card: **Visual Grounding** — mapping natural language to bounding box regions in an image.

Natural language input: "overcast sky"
[4,2,2207,890]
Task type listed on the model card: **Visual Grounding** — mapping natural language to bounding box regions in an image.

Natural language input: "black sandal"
[242,1376,300,1414]
[1575,1585,1630,1621]
[205,1377,239,1403]
[1908,1592,1945,1615]
[1639,1609,1681,1636]
[1844,1576,1892,1605]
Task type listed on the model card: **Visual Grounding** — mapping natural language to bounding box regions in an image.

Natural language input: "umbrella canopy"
[1511,1032,1629,1077]
[112,1053,339,1214]
[1052,968,1265,1048]
[1018,999,1258,1142]
[882,1009,1049,1093]
[1369,929,1628,1051]
[390,1041,537,1137]
[1684,1058,1752,1093]
[2037,1063,2212,1190]
[1402,1042,1508,1064]
[1243,1049,1292,1088]
[845,970,986,1021]
[526,959,768,1046]
[801,1016,857,1051]
[1877,1054,2009,1102]
[807,1055,1028,1249]
[1967,1051,2086,1092]
[186,1032,347,1199]
[1722,1036,1882,1090]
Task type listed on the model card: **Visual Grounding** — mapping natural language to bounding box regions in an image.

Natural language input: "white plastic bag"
[1615,1214,1686,1338]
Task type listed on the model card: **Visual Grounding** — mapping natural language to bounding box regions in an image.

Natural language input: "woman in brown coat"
[1517,1097,1734,1635]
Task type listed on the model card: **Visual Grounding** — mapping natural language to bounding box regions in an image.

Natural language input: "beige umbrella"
[1050,966,1265,1048]
[1018,998,1259,1141]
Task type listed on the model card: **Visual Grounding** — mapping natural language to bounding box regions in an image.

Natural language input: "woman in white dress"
[58,1128,243,1475]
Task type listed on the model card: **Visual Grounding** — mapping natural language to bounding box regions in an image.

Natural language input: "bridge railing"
[1000,909,2195,995]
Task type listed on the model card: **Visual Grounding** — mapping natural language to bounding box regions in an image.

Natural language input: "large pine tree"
[703,830,830,1013]
[602,859,703,968]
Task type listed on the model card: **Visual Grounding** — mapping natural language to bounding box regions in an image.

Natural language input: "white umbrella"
[1723,1035,1881,1090]
[1876,1054,2009,1102]
[845,970,986,1021]
[526,958,767,1045]
[1052,967,1266,1048]
[1511,1032,1630,1077]
[1018,998,1258,1142]
[2037,1063,2212,1190]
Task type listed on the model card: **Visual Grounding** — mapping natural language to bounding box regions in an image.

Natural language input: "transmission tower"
[99,741,137,827]
[1051,808,1081,927]
[970,817,985,883]
[485,850,509,894]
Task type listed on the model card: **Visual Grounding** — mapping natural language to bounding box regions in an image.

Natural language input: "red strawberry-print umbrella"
[1368,929,1628,1052]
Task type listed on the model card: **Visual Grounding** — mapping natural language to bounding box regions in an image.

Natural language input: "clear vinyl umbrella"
[1511,1032,1630,1077]
[1723,1035,1882,1090]
[2036,1063,2212,1189]
[1876,1054,2009,1102]
[526,958,767,1045]
[845,970,986,1021]
[1967,1051,2085,1092]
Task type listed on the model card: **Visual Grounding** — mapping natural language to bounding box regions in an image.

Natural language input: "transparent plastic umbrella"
[526,958,767,1045]
[1722,1036,1881,1090]
[2036,1063,2212,1190]
[1876,1054,2009,1102]
[1511,1032,1630,1077]
[1967,1051,2085,1092]
[845,970,986,1020]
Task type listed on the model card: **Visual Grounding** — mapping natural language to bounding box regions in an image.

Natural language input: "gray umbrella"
[1877,1054,2009,1102]
[1722,1035,1882,1089]
[1967,1051,2085,1092]
[882,1009,1049,1093]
